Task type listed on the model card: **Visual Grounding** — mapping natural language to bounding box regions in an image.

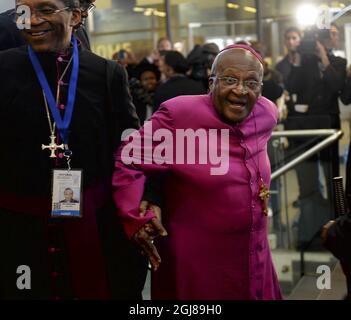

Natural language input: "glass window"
[89,0,351,63]
[90,0,168,60]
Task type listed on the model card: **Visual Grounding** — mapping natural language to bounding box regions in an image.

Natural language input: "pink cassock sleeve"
[112,105,174,239]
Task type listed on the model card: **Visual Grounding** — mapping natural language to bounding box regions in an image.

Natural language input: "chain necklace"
[41,55,74,159]
[240,110,270,216]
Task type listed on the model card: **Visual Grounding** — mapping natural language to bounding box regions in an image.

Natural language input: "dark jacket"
[276,55,292,87]
[286,53,346,116]
[154,75,206,111]
[262,68,284,103]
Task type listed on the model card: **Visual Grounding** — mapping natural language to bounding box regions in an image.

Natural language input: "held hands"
[133,201,168,271]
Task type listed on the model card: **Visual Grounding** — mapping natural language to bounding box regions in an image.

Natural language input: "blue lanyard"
[28,36,79,146]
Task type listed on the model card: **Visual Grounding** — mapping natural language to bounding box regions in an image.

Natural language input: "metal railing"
[268,129,344,278]
[271,129,343,181]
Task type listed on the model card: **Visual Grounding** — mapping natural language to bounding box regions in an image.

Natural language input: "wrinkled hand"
[139,200,162,221]
[134,201,168,271]
[321,220,335,243]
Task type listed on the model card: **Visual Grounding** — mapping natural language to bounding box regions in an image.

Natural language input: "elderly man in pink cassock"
[112,44,283,300]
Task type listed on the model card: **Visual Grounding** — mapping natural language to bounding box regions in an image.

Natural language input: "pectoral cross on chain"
[259,180,270,216]
[42,134,65,158]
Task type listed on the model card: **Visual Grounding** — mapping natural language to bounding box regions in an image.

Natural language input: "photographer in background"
[276,27,302,87]
[286,23,347,248]
[276,27,302,117]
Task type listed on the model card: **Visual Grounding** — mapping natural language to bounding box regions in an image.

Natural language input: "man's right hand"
[133,218,168,271]
[135,201,168,271]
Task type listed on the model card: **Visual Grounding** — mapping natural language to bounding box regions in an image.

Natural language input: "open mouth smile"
[27,30,52,37]
[227,100,247,110]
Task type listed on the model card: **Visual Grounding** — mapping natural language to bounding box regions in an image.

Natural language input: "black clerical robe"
[0,46,147,299]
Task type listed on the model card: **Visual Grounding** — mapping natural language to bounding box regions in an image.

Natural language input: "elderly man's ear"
[209,77,214,91]
[70,9,82,28]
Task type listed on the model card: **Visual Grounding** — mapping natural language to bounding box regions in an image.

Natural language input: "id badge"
[51,169,83,218]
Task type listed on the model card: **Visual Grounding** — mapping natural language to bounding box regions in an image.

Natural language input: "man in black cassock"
[0,0,91,51]
[0,0,156,299]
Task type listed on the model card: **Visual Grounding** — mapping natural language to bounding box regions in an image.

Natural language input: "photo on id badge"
[52,169,82,218]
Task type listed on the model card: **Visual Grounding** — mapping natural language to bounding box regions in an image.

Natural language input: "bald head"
[211,48,264,80]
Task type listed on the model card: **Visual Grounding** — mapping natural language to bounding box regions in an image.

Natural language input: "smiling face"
[16,0,81,52]
[210,48,263,124]
[140,71,158,92]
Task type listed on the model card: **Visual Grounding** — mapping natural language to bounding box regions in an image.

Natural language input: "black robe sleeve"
[106,59,140,151]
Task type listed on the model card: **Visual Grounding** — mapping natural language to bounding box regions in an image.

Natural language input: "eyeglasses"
[81,3,96,13]
[14,6,70,22]
[212,76,262,91]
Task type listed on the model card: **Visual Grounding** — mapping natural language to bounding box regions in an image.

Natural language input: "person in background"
[157,37,172,52]
[250,41,284,104]
[286,23,346,248]
[140,37,173,70]
[154,50,207,111]
[112,49,138,80]
[276,27,302,88]
[187,42,220,91]
[131,62,161,123]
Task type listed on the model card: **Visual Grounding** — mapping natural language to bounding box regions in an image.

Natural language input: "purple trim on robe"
[113,94,283,300]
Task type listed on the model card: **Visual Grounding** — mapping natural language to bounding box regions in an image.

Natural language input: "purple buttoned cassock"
[112,94,283,300]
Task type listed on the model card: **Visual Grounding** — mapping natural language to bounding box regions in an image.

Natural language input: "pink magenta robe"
[112,94,283,300]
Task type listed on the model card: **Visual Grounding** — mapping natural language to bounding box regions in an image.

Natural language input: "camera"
[298,28,331,55]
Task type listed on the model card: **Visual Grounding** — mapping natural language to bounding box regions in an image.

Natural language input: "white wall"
[0,0,15,12]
